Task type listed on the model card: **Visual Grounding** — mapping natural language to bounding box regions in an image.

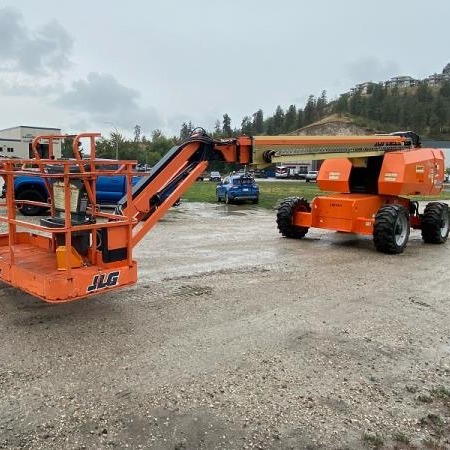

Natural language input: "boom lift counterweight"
[0,129,447,302]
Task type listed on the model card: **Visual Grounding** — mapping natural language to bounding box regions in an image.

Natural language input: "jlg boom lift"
[0,129,448,303]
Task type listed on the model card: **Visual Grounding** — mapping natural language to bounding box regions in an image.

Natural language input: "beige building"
[0,125,62,159]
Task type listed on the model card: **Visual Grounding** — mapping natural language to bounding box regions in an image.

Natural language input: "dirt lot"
[0,202,449,449]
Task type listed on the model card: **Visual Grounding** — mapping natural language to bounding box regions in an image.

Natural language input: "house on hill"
[426,73,450,86]
[384,76,418,89]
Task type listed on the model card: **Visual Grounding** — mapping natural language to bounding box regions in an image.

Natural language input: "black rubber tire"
[373,205,410,254]
[16,189,48,216]
[421,202,450,244]
[276,197,311,239]
[252,198,259,204]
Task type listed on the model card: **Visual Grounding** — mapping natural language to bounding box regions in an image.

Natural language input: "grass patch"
[183,180,322,209]
[422,437,445,449]
[362,432,384,448]
[417,394,433,403]
[183,180,450,210]
[431,386,450,400]
[423,413,443,427]
[393,431,410,444]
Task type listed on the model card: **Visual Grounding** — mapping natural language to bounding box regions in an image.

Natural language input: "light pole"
[105,121,119,159]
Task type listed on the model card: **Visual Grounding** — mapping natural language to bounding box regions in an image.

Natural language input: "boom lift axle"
[0,129,447,302]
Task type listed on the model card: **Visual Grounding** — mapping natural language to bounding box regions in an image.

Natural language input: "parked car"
[293,170,308,180]
[196,171,209,181]
[216,174,259,204]
[253,169,268,178]
[209,171,222,182]
[305,170,319,182]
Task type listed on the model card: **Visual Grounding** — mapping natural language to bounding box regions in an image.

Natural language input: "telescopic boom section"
[250,133,416,167]
[118,134,253,247]
[119,138,210,247]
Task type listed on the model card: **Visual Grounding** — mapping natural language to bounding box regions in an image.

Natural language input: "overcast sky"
[0,0,448,139]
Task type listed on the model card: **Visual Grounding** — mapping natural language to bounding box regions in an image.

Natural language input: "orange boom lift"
[271,132,448,254]
[0,129,447,303]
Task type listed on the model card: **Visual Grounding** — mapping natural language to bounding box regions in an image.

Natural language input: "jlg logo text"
[87,271,120,292]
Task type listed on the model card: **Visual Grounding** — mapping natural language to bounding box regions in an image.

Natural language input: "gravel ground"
[0,201,449,449]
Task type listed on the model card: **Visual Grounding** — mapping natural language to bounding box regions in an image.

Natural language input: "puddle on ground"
[162,202,265,221]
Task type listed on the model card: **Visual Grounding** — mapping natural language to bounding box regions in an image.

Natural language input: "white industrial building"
[0,125,62,159]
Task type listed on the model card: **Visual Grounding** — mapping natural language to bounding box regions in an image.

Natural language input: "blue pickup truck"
[3,171,142,216]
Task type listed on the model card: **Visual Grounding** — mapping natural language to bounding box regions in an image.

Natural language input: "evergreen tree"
[284,105,297,132]
[265,117,275,135]
[433,95,449,128]
[348,91,363,116]
[381,96,399,124]
[62,137,74,158]
[411,108,427,131]
[399,96,416,129]
[296,109,304,129]
[241,116,253,135]
[273,105,285,134]
[440,81,450,98]
[180,122,190,140]
[252,109,264,134]
[222,114,232,135]
[304,95,317,124]
[429,112,441,135]
[372,83,386,103]
[134,125,141,142]
[415,84,433,103]
[316,90,327,118]
[334,94,349,115]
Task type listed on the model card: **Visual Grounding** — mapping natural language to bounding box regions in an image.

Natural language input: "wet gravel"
[0,202,449,449]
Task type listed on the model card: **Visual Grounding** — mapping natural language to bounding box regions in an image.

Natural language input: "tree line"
[64,75,450,165]
[333,81,450,137]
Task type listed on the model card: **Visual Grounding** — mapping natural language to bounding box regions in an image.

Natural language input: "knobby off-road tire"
[421,202,450,244]
[373,204,410,254]
[276,197,311,239]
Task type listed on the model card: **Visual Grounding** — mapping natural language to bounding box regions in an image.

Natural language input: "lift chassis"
[275,138,449,254]
[0,129,447,302]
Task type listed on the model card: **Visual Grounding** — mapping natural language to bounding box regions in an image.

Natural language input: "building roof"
[0,125,60,132]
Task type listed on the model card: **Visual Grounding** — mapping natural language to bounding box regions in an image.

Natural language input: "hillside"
[290,114,378,136]
[226,70,450,141]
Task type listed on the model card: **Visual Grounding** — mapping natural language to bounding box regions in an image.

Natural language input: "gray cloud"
[55,72,163,132]
[0,77,65,97]
[0,7,73,75]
